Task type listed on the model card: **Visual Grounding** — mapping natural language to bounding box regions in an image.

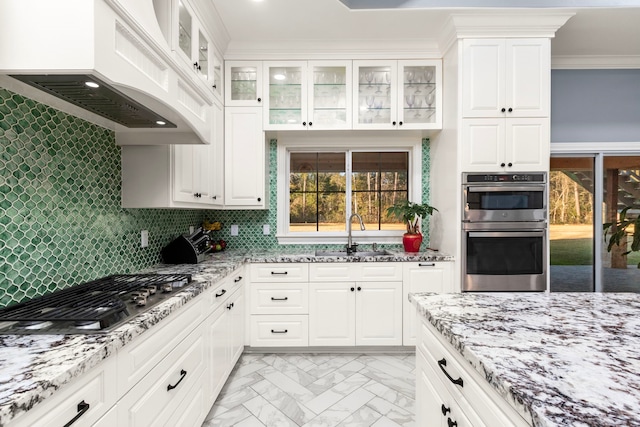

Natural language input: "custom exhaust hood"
[0,0,213,145]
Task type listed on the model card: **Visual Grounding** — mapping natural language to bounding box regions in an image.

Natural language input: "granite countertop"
[410,292,640,427]
[0,248,452,426]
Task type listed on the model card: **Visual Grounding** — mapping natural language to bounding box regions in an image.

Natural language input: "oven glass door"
[464,186,546,222]
[464,230,546,292]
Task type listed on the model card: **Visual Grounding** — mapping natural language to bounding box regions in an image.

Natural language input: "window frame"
[276,135,423,245]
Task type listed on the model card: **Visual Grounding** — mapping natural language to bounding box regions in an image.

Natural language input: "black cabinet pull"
[212,84,217,89]
[357,286,362,291]
[438,358,463,387]
[63,400,90,427]
[392,121,397,126]
[508,162,513,167]
[398,121,403,126]
[508,107,513,112]
[257,197,262,202]
[350,287,355,292]
[308,122,313,126]
[501,107,506,113]
[271,271,288,275]
[271,329,288,334]
[271,297,289,301]
[441,404,451,416]
[215,289,227,298]
[234,276,243,283]
[302,122,307,126]
[448,418,458,427]
[257,97,262,102]
[500,162,506,167]
[418,263,436,267]
[212,195,217,200]
[227,302,234,310]
[167,369,187,391]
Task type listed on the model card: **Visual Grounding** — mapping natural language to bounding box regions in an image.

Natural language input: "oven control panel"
[464,173,546,183]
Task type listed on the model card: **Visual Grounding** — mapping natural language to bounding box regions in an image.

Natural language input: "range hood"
[0,0,213,145]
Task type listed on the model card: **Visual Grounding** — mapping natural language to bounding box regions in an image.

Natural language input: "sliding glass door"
[550,154,640,292]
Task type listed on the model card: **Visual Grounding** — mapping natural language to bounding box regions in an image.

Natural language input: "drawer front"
[418,319,530,427]
[250,283,309,314]
[250,263,309,282]
[11,356,117,427]
[117,325,207,427]
[309,263,357,282]
[250,315,309,347]
[360,263,403,281]
[117,298,205,395]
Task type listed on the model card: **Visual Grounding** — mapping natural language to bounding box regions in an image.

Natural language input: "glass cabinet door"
[210,47,223,101]
[352,61,397,130]
[177,0,192,60]
[398,60,442,129]
[197,29,209,80]
[264,62,306,130]
[225,61,262,106]
[308,61,351,130]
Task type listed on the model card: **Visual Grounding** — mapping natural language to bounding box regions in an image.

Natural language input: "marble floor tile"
[202,352,415,427]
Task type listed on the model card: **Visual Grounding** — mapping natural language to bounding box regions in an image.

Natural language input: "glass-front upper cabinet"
[397,60,442,129]
[263,61,307,131]
[352,61,398,130]
[225,61,263,106]
[210,46,223,101]
[308,61,352,130]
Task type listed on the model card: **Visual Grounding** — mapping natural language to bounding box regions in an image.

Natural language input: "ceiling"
[209,0,640,65]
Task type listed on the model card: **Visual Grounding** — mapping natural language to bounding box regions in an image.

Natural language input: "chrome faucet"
[346,213,365,254]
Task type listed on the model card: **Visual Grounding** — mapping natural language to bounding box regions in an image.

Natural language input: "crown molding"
[223,39,442,61]
[551,141,640,153]
[552,55,640,69]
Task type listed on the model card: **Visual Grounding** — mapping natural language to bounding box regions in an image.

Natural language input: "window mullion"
[345,151,352,224]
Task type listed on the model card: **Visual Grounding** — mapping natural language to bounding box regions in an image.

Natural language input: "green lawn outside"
[550,237,640,267]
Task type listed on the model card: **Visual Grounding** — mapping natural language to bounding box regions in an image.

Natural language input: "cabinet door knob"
[212,195,217,200]
[447,418,458,427]
[357,286,362,291]
[308,122,312,127]
[501,108,506,113]
[441,404,451,415]
[508,107,513,112]
[398,121,403,126]
[500,163,506,167]
[257,197,262,202]
[257,97,262,102]
[392,121,397,126]
[350,287,355,292]
[212,84,217,89]
[302,122,307,126]
[508,162,513,167]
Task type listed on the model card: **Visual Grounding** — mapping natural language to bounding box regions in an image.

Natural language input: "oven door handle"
[468,231,545,238]
[466,185,545,193]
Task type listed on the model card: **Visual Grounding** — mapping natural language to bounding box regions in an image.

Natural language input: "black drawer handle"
[441,404,451,415]
[167,369,187,391]
[418,263,436,267]
[448,418,458,427]
[215,289,227,298]
[271,297,289,301]
[234,276,243,282]
[271,329,288,334]
[227,302,234,310]
[438,358,464,387]
[271,271,288,275]
[63,400,90,427]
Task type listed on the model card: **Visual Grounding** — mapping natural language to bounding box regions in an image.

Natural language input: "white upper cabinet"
[263,61,308,130]
[209,100,225,207]
[353,60,441,130]
[462,38,550,118]
[307,61,353,130]
[225,61,264,106]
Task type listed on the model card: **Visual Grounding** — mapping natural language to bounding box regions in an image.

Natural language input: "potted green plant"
[604,206,640,268]
[386,200,437,252]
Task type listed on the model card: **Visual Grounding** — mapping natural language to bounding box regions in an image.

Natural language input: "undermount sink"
[314,250,393,257]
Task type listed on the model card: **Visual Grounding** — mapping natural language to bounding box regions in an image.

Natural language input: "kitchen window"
[276,137,423,244]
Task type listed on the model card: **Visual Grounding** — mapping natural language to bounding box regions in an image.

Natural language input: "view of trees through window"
[289,151,409,232]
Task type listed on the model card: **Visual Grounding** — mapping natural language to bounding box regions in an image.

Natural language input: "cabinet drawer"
[418,319,530,427]
[250,315,309,347]
[250,263,308,282]
[10,356,117,427]
[360,263,403,281]
[309,263,357,281]
[116,297,205,395]
[117,325,207,427]
[250,283,309,314]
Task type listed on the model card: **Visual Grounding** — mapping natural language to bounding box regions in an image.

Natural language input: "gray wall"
[551,69,640,143]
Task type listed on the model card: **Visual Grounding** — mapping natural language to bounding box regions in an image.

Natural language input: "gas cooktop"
[0,274,192,334]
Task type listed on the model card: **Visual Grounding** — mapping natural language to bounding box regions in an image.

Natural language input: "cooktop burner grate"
[0,274,192,332]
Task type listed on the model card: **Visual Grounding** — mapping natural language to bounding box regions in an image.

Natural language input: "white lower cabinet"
[308,280,402,346]
[416,316,530,427]
[403,262,454,346]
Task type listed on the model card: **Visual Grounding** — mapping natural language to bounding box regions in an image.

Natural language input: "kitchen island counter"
[410,292,640,427]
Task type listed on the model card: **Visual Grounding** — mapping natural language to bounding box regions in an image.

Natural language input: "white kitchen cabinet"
[461,117,549,172]
[225,61,264,106]
[353,60,441,130]
[173,143,212,203]
[416,317,530,427]
[462,38,550,118]
[9,356,117,427]
[263,61,308,130]
[209,99,224,207]
[355,281,403,346]
[224,106,266,208]
[403,262,454,346]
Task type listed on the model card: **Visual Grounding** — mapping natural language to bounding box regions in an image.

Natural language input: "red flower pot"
[403,233,423,252]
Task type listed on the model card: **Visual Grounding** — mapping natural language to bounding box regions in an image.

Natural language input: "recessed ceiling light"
[85,81,100,89]
[156,120,166,125]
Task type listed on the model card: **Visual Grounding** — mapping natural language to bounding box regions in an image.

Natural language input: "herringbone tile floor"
[201,352,416,427]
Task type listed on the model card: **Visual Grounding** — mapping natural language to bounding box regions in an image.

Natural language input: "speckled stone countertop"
[0,248,451,426]
[410,292,640,427]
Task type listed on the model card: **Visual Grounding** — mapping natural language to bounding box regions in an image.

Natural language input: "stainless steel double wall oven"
[462,173,547,292]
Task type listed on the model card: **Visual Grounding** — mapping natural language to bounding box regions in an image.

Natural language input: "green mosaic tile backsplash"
[0,87,203,308]
[0,86,432,308]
